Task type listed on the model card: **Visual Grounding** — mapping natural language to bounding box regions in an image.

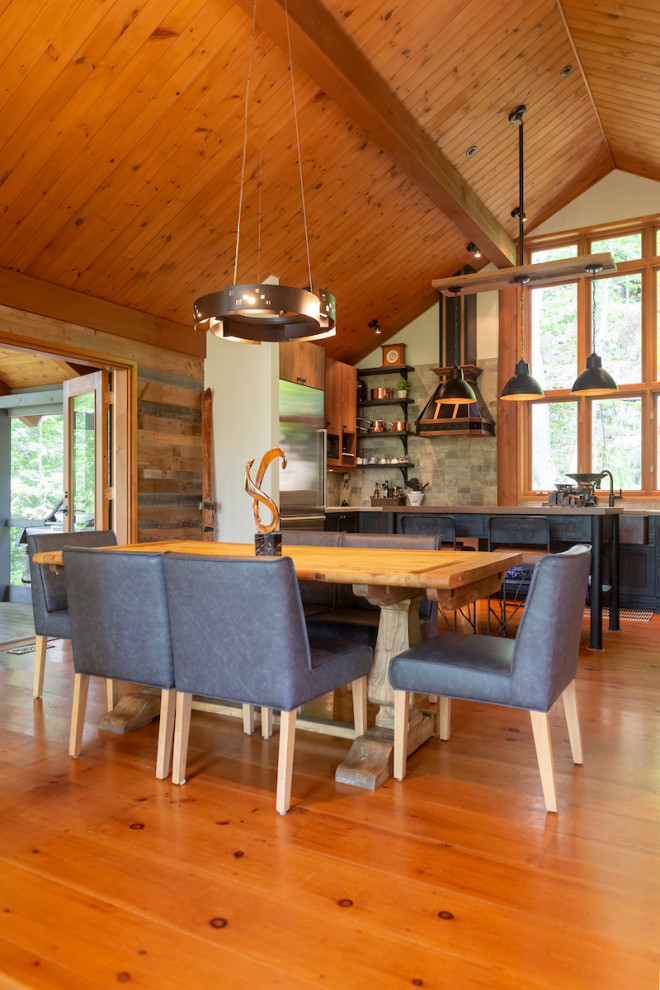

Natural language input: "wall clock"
[382,343,405,367]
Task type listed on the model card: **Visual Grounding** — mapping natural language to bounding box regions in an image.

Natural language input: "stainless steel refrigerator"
[278,379,326,530]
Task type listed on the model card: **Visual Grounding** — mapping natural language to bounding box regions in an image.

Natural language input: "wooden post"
[201,387,215,540]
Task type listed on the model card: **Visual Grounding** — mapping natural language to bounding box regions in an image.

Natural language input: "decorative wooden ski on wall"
[201,387,215,541]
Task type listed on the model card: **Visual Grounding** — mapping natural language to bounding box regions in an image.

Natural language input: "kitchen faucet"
[599,470,622,507]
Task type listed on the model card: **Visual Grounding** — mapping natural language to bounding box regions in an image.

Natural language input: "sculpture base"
[255,532,282,556]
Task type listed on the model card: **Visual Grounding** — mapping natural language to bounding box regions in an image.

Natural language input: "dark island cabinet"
[325,511,390,534]
[325,507,660,614]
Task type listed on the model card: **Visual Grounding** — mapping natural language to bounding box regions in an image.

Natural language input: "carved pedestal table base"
[335,585,435,790]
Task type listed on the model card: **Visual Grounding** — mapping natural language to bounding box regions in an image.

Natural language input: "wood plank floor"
[0,603,658,989]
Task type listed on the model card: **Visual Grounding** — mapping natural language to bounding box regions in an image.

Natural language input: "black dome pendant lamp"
[571,265,618,395]
[500,106,544,402]
[437,286,477,405]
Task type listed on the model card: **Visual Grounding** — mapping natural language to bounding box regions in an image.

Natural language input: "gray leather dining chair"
[389,545,591,812]
[162,552,372,814]
[63,548,176,780]
[27,529,117,700]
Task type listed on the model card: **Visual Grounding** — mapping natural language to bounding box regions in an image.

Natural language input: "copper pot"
[369,420,387,432]
[371,387,392,400]
[391,420,408,432]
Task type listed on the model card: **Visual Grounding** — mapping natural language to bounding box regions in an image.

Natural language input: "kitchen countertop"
[326,504,626,514]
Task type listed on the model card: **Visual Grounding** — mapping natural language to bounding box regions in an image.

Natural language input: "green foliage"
[592,398,641,490]
[10,415,64,586]
[11,416,64,518]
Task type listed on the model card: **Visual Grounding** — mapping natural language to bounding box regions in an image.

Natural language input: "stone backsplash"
[327,358,498,508]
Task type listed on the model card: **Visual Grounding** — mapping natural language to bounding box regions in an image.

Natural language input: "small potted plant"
[396,377,411,399]
[406,477,429,506]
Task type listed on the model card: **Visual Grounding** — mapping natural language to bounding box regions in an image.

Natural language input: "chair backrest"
[335,532,441,615]
[27,530,117,633]
[488,515,550,550]
[281,530,341,608]
[398,514,456,547]
[510,545,591,710]
[162,553,313,711]
[62,548,174,688]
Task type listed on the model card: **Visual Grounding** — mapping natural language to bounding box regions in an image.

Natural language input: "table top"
[33,539,521,593]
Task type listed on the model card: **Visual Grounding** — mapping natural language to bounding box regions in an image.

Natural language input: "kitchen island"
[326,504,625,650]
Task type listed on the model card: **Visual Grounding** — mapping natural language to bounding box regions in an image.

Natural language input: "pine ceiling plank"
[233,0,517,267]
[70,42,305,294]
[0,0,229,269]
[17,7,274,290]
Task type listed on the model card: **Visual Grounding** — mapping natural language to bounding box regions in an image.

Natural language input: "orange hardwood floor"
[0,604,658,989]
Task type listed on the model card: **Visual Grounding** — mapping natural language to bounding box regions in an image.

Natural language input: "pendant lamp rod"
[436,286,477,406]
[500,106,544,401]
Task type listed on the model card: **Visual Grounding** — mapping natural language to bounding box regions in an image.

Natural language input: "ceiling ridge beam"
[236,0,516,268]
[555,0,616,172]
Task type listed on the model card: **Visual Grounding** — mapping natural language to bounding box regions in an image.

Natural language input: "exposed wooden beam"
[0,269,205,359]
[236,0,516,269]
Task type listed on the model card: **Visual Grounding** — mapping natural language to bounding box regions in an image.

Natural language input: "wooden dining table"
[34,539,521,789]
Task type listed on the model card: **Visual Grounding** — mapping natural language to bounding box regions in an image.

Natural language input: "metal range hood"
[415,278,495,438]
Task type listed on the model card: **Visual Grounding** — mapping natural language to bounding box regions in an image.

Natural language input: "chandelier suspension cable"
[192,0,335,343]
[257,146,263,283]
[284,0,313,292]
[233,0,259,286]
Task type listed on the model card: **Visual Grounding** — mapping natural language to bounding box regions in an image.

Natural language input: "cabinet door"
[325,359,342,433]
[279,341,325,390]
[340,363,357,432]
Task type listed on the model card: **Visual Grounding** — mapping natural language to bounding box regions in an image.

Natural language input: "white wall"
[358,291,500,368]
[533,170,660,235]
[204,335,279,543]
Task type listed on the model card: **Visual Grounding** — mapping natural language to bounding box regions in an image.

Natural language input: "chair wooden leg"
[105,678,118,712]
[393,689,410,781]
[242,704,255,735]
[69,673,90,757]
[172,692,193,785]
[33,635,48,699]
[261,707,273,739]
[155,688,176,780]
[438,697,451,740]
[561,680,583,765]
[351,675,367,737]
[276,709,297,814]
[529,710,558,813]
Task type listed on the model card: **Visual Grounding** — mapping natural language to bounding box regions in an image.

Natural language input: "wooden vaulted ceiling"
[0,0,658,367]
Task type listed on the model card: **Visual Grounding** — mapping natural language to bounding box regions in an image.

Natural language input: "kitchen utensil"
[390,420,408,432]
[371,387,392,400]
[369,420,387,432]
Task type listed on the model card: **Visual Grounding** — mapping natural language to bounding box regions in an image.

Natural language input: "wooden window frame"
[502,214,660,504]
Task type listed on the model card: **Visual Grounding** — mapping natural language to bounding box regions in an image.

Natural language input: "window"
[520,219,659,499]
[530,401,577,489]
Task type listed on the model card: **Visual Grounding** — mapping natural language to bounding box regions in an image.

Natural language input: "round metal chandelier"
[193,0,335,345]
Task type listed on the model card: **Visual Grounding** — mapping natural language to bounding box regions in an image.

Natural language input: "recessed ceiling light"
[466,145,478,157]
[560,65,573,78]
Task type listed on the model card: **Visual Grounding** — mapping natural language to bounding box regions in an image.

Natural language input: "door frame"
[0,332,137,544]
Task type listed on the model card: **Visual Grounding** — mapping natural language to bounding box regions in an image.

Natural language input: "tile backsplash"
[327,359,498,507]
